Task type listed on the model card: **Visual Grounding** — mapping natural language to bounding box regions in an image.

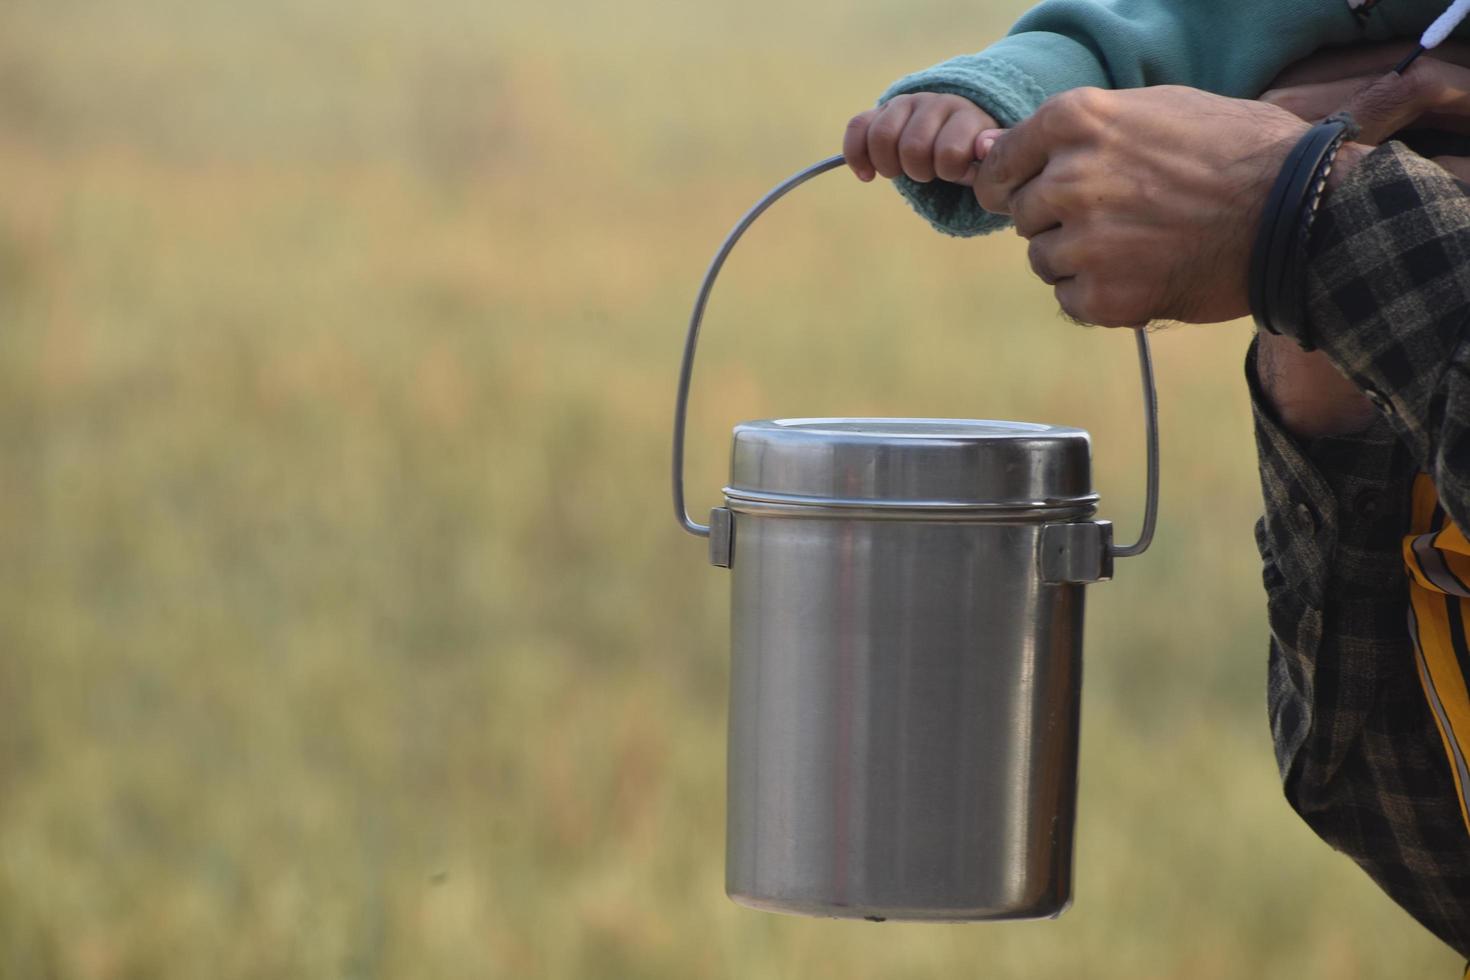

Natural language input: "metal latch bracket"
[709,507,734,568]
[1040,520,1114,584]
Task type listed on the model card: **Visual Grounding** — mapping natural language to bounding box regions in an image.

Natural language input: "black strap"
[1249,115,1356,350]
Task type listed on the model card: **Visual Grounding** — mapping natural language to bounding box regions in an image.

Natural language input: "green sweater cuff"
[879,54,1049,237]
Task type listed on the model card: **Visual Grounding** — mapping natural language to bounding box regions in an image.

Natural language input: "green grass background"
[0,0,1460,976]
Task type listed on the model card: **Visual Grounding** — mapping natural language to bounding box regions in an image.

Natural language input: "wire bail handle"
[671,153,1159,560]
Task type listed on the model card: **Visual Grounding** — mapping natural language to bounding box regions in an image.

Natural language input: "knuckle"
[1383,69,1434,109]
[1026,240,1056,281]
[1048,91,1080,117]
[973,183,1007,215]
[897,131,927,158]
[1040,101,1086,139]
[1055,86,1109,119]
[1072,86,1107,110]
[1407,63,1440,94]
[869,118,902,146]
[1392,72,1427,106]
[935,141,972,173]
[982,147,1011,185]
[846,112,873,133]
[1041,179,1079,217]
[942,93,981,117]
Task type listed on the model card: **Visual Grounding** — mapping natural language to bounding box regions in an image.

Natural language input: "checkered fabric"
[1250,140,1470,956]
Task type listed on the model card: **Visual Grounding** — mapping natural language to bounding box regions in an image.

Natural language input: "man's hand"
[972,86,1310,327]
[844,94,997,186]
[1264,55,1470,180]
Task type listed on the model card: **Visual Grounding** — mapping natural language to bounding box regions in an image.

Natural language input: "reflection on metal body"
[670,157,1161,923]
[718,419,1109,921]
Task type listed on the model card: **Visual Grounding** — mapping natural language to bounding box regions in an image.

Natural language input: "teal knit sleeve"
[883,0,1377,237]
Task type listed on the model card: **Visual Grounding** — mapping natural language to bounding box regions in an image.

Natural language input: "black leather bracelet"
[1249,114,1358,351]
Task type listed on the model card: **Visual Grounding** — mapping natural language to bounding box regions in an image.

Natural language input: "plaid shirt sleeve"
[1245,140,1470,958]
[1305,141,1470,532]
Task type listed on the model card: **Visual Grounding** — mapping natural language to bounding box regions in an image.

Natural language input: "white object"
[1421,0,1470,50]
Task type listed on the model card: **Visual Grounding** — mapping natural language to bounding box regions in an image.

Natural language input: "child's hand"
[843,93,998,186]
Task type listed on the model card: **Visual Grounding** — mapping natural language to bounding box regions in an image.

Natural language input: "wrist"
[1325,141,1370,194]
[1249,116,1359,349]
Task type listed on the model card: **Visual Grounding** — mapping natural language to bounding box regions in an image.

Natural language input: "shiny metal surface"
[727,418,1094,509]
[670,155,1163,923]
[1112,330,1159,559]
[671,153,1161,561]
[1041,520,1114,584]
[726,513,1086,920]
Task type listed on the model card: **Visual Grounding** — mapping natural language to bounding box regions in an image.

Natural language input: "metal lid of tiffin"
[725,418,1095,514]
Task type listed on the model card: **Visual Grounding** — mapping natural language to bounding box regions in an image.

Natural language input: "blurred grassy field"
[0,0,1460,977]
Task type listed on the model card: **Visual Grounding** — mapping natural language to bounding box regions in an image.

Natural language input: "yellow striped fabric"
[1403,473,1470,837]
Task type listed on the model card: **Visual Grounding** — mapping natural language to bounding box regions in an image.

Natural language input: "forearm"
[886,0,1365,112]
[879,0,1366,236]
[1254,334,1377,438]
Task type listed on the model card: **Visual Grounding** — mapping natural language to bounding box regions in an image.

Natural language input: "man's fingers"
[1269,40,1470,90]
[974,91,1085,213]
[843,109,878,181]
[896,99,954,183]
[976,125,1047,213]
[1261,57,1470,142]
[1009,179,1061,239]
[1035,226,1151,327]
[1053,275,1149,328]
[1261,78,1366,123]
[1025,227,1073,286]
[866,98,915,179]
[1347,70,1429,144]
[1346,59,1470,144]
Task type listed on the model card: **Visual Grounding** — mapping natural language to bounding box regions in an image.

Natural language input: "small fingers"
[933,111,984,185]
[843,109,878,181]
[866,97,916,179]
[896,98,956,183]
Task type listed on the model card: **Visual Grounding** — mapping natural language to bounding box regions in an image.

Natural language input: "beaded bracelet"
[1248,113,1359,351]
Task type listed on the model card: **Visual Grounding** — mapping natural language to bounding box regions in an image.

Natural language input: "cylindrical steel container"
[670,155,1159,924]
[713,418,1113,920]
